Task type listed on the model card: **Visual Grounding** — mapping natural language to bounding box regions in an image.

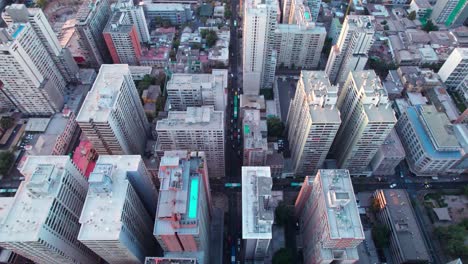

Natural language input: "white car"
[389,183,397,189]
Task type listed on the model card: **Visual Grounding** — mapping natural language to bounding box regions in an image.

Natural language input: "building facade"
[144,3,191,25]
[103,12,142,65]
[154,151,211,264]
[438,48,468,90]
[242,0,278,95]
[243,110,268,166]
[287,71,341,176]
[0,156,99,264]
[241,167,274,261]
[370,129,406,176]
[78,157,159,263]
[112,0,151,43]
[325,15,375,84]
[295,170,364,264]
[76,0,112,67]
[431,0,468,27]
[155,106,225,178]
[332,70,396,176]
[166,70,228,111]
[77,64,149,155]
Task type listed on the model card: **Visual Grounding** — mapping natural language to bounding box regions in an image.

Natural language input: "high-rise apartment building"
[332,70,396,176]
[78,156,159,263]
[242,0,278,95]
[103,12,142,65]
[241,167,274,261]
[0,24,66,115]
[76,0,112,67]
[431,0,468,27]
[438,48,468,90]
[166,69,228,111]
[0,156,99,264]
[113,0,151,43]
[154,151,211,264]
[77,64,149,155]
[328,18,342,45]
[287,71,341,176]
[4,4,79,83]
[396,105,464,176]
[295,170,364,264]
[242,109,268,166]
[370,129,406,176]
[155,106,225,178]
[325,15,375,84]
[305,0,321,22]
[373,189,430,264]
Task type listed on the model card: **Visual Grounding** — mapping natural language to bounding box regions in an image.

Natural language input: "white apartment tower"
[287,71,341,176]
[243,0,278,95]
[78,156,159,263]
[4,4,79,83]
[325,15,375,84]
[243,109,268,166]
[156,106,225,178]
[76,0,112,67]
[0,156,99,264]
[167,69,228,111]
[438,48,468,90]
[242,167,274,261]
[332,71,396,176]
[77,64,149,155]
[112,0,151,43]
[295,170,364,264]
[0,24,66,115]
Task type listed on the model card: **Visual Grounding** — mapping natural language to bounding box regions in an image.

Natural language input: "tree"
[408,10,417,20]
[0,151,14,175]
[464,185,468,197]
[205,30,218,47]
[224,9,232,19]
[380,20,387,25]
[372,224,390,248]
[272,248,295,264]
[200,29,208,39]
[275,202,292,226]
[383,25,389,30]
[0,117,15,130]
[422,19,438,32]
[267,117,285,138]
[260,88,273,100]
[172,39,180,49]
[36,0,47,8]
[322,37,333,57]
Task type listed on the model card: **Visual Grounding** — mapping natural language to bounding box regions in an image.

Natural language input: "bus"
[233,95,238,119]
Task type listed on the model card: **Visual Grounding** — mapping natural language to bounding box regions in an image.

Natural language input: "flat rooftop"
[318,169,364,240]
[242,167,273,240]
[243,110,267,151]
[0,156,72,242]
[156,106,224,131]
[78,156,146,241]
[419,105,460,150]
[379,129,405,158]
[77,64,130,123]
[379,189,430,261]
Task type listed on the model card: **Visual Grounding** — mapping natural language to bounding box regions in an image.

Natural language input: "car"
[237,128,240,133]
[237,134,241,139]
[230,73,234,78]
[424,184,431,189]
[234,91,238,96]
[389,183,397,188]
[231,119,233,123]
[230,135,233,140]
[400,171,404,178]
[237,238,241,246]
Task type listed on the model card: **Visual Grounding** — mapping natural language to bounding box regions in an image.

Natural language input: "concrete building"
[145,256,198,263]
[325,15,375,84]
[112,0,151,43]
[167,70,228,111]
[408,0,432,19]
[144,3,191,25]
[396,105,464,176]
[438,48,468,90]
[332,70,396,176]
[4,4,79,83]
[242,110,268,166]
[295,170,365,264]
[155,106,225,178]
[305,0,321,22]
[241,167,274,261]
[374,189,430,264]
[76,0,112,67]
[78,156,159,263]
[242,0,278,95]
[431,0,468,27]
[328,18,342,45]
[0,23,66,115]
[154,151,211,264]
[287,71,341,176]
[77,64,149,155]
[370,129,406,176]
[0,156,99,264]
[397,66,442,93]
[103,12,142,65]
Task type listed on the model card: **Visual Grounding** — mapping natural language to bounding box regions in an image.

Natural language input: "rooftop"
[243,110,267,151]
[78,156,145,241]
[156,106,224,131]
[378,189,430,262]
[318,169,364,240]
[242,167,274,240]
[76,64,131,123]
[104,12,134,34]
[346,15,375,31]
[25,118,51,132]
[379,129,406,158]
[0,156,74,242]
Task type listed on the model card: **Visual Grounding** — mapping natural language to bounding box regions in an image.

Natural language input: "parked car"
[389,183,397,188]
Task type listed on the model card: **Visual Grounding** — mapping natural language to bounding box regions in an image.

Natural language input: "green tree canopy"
[205,30,218,47]
[275,202,293,226]
[0,151,14,175]
[372,224,390,248]
[267,117,285,138]
[422,19,438,32]
[408,10,417,20]
[0,117,15,130]
[272,248,295,264]
[224,9,232,19]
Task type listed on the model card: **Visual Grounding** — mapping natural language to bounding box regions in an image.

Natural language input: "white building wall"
[438,48,468,90]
